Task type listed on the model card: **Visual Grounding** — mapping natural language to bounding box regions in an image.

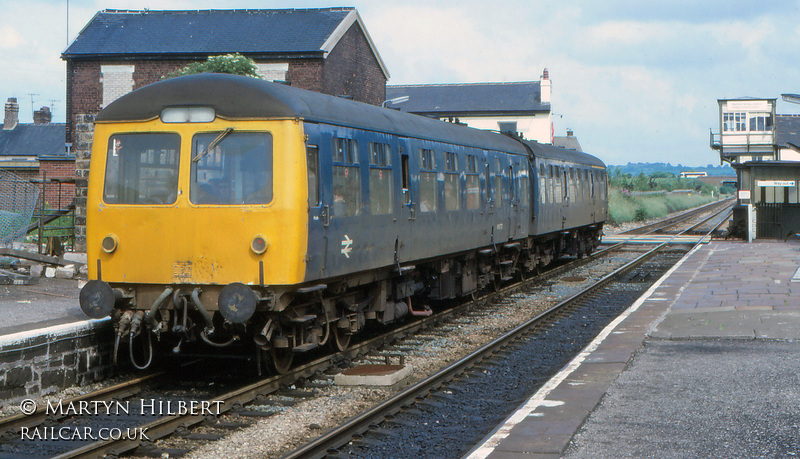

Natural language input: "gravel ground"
[179,252,643,459]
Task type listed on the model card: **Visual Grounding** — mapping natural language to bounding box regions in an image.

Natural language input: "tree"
[166,53,262,79]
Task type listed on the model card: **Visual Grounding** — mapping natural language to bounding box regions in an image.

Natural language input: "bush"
[166,53,262,79]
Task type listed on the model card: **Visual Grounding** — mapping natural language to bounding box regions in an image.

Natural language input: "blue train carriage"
[524,140,607,266]
[81,73,605,372]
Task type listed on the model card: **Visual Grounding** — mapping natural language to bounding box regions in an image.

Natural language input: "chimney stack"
[540,68,551,104]
[4,97,19,130]
[33,106,52,125]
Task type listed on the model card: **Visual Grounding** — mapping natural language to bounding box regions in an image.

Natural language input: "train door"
[304,123,328,280]
[395,137,416,265]
[508,164,517,240]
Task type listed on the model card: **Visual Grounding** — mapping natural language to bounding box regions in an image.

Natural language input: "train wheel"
[331,325,351,352]
[269,348,294,374]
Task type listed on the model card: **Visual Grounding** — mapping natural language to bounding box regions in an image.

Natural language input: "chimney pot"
[33,106,52,125]
[4,97,19,130]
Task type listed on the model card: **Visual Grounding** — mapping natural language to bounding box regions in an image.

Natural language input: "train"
[79,73,607,373]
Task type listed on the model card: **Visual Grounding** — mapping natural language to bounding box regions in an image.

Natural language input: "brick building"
[61,8,390,250]
[0,97,74,210]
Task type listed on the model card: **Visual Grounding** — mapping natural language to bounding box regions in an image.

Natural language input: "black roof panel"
[63,9,353,58]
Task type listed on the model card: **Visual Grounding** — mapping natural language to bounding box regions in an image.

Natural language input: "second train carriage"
[79,73,607,371]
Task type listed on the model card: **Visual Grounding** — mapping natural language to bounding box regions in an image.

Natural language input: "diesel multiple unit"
[79,73,607,372]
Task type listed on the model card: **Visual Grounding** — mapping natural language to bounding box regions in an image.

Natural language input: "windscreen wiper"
[193,128,234,163]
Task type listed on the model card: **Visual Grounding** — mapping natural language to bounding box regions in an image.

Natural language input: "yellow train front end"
[80,109,309,368]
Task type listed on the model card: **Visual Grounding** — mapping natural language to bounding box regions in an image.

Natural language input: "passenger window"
[307,145,320,207]
[332,137,361,217]
[466,154,480,210]
[494,158,503,209]
[420,148,437,212]
[369,142,393,215]
[444,152,460,211]
[401,153,410,205]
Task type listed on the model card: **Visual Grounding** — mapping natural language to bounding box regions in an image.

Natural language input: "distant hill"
[609,162,734,177]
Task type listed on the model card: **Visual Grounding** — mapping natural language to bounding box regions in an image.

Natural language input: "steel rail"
[282,211,728,458]
[0,372,164,436]
[42,202,729,458]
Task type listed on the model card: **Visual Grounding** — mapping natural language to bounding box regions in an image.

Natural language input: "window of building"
[332,137,360,217]
[420,148,437,212]
[723,112,746,132]
[369,142,393,215]
[101,65,135,108]
[749,114,773,132]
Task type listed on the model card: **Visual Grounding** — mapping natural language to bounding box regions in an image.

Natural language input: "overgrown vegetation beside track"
[608,170,732,225]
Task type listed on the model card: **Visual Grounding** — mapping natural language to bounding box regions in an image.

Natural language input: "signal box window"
[103,133,180,205]
[190,131,273,205]
[332,137,361,217]
[419,148,437,213]
[369,142,393,215]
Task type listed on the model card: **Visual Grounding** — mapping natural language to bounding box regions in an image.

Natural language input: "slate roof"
[553,134,582,152]
[62,8,389,76]
[0,124,68,159]
[385,82,548,116]
[776,115,800,149]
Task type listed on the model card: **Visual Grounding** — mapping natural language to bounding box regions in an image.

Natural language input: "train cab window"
[494,158,503,209]
[332,137,361,217]
[307,145,320,207]
[190,131,273,205]
[465,154,480,210]
[369,142,393,215]
[444,152,460,211]
[104,133,180,205]
[419,148,437,212]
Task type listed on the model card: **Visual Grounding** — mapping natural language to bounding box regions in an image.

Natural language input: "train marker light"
[102,234,119,253]
[251,235,269,254]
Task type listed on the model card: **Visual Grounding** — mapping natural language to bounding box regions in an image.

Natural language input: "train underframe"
[90,224,603,373]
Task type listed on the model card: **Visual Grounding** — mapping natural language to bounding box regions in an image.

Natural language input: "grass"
[608,188,717,226]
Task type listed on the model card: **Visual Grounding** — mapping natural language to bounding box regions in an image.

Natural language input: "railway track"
[0,202,732,458]
[282,220,723,458]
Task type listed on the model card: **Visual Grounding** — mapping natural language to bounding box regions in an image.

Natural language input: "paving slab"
[469,239,800,458]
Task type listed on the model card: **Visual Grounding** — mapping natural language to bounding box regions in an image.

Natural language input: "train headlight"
[251,235,269,255]
[102,234,119,253]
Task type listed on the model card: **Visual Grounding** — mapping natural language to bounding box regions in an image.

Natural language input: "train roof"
[522,139,606,169]
[96,73,529,155]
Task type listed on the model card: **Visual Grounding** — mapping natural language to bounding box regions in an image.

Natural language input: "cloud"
[0,26,25,48]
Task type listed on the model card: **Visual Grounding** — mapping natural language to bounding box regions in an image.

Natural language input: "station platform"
[467,239,800,458]
[0,277,87,337]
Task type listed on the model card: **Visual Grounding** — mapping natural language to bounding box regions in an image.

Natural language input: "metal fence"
[0,169,40,247]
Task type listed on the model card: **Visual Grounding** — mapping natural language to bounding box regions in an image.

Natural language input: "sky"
[3,0,800,167]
